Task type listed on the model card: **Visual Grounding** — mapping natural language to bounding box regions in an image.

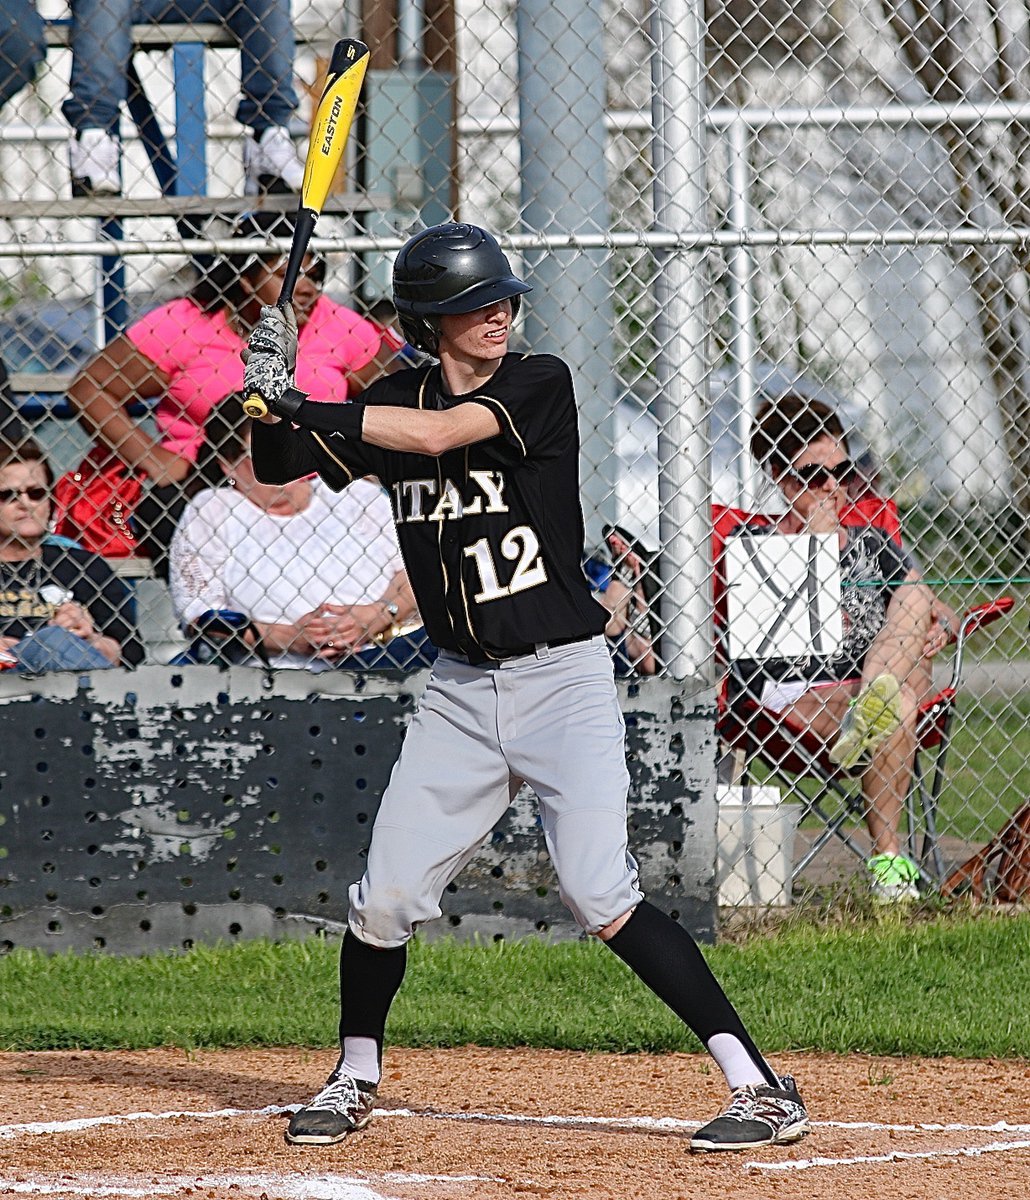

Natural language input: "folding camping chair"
[712,500,1013,888]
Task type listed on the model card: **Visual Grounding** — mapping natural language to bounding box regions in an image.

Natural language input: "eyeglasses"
[0,486,48,504]
[262,252,326,286]
[782,460,854,489]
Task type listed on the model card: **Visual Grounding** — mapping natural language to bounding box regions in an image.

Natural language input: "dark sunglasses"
[262,251,326,286]
[0,486,48,504]
[307,252,327,285]
[783,460,854,489]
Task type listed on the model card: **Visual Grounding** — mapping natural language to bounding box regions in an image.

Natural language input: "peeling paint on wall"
[0,667,716,952]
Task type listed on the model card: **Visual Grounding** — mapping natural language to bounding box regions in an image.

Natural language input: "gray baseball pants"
[348,635,643,947]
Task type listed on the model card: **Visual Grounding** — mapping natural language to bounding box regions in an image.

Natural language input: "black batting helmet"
[392,222,531,353]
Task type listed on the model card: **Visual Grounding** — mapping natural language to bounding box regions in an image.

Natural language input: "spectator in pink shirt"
[65,211,398,574]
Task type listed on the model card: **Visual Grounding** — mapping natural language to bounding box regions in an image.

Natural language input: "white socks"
[707,1032,775,1091]
[343,1032,769,1092]
[339,1036,381,1085]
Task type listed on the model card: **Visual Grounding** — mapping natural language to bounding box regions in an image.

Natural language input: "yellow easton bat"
[244,38,370,419]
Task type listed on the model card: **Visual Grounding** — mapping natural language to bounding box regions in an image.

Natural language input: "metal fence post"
[650,0,712,680]
[727,114,761,510]
[515,0,618,541]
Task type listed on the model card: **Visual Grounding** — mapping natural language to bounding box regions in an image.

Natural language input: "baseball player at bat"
[243,223,811,1153]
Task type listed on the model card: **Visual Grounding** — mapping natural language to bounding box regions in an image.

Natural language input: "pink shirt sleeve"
[127,296,385,460]
[296,297,384,403]
[128,297,218,376]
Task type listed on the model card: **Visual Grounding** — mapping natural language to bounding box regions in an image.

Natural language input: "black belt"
[459,632,595,666]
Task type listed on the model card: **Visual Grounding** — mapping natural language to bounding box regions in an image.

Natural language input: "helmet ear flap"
[398,312,440,355]
[419,315,440,354]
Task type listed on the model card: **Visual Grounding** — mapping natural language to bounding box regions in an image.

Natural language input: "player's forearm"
[363,406,451,454]
[282,398,499,456]
[362,405,505,455]
[251,419,322,484]
[280,398,428,452]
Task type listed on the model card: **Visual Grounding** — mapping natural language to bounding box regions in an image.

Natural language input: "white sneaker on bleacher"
[244,126,305,195]
[69,129,121,197]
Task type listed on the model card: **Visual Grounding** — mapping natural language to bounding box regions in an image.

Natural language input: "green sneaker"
[867,853,921,902]
[829,674,902,771]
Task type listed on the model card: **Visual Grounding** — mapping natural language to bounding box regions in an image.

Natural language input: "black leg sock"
[606,900,778,1088]
[337,930,408,1062]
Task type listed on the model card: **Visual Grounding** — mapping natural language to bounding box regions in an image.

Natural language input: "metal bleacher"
[5,18,389,404]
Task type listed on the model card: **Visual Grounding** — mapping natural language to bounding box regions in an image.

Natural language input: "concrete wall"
[0,666,717,952]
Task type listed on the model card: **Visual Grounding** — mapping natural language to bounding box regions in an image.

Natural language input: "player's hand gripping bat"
[243,38,370,419]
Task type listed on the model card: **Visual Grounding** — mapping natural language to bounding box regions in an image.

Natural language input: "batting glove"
[243,304,302,412]
[247,303,298,369]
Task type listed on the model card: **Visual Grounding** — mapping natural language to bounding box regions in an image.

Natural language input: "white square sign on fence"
[724,532,844,662]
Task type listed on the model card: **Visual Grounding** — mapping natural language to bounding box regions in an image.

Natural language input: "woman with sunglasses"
[0,436,142,673]
[63,211,399,576]
[744,394,957,902]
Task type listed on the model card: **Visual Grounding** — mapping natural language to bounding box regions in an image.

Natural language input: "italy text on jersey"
[251,354,609,658]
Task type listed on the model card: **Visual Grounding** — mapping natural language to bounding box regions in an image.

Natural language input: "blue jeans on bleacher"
[174,628,438,672]
[9,625,114,673]
[62,0,298,135]
[330,629,439,673]
[0,0,45,111]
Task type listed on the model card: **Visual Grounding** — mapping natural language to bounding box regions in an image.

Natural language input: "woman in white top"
[169,396,432,670]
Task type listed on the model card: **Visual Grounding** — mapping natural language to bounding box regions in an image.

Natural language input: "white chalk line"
[0,1178,400,1200]
[2,1104,1030,1141]
[818,1118,1030,1134]
[0,1169,510,1200]
[382,1108,1030,1137]
[0,1106,291,1140]
[746,1137,1030,1172]
[3,1103,1030,1184]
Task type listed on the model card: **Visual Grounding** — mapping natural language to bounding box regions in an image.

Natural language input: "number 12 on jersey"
[464,526,548,603]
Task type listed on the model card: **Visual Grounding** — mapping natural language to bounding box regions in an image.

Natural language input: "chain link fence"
[0,0,1027,911]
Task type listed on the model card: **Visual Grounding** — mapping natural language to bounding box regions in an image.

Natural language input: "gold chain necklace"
[0,549,69,614]
[0,551,44,621]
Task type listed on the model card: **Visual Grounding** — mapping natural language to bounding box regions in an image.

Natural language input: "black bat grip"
[244,207,318,418]
[277,207,318,307]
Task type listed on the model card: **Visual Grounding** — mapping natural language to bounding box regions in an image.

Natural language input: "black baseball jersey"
[252,352,608,662]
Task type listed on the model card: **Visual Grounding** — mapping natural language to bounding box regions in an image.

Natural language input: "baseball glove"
[940,801,1030,903]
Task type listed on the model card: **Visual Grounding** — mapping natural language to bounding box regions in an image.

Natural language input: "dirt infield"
[1,1047,1028,1199]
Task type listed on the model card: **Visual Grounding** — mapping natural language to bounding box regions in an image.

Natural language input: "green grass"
[941,693,1030,838]
[0,914,1027,1058]
[901,501,1030,649]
